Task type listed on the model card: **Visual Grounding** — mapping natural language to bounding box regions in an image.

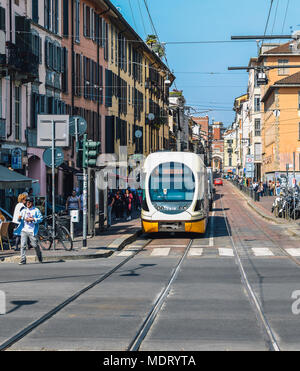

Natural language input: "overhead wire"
[128,0,138,34]
[281,0,290,34]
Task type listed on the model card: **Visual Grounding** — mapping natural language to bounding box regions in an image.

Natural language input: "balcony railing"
[6,42,39,82]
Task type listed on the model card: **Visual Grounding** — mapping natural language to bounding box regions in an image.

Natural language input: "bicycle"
[37,213,73,251]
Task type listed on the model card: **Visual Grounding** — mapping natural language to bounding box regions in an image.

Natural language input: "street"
[1,181,300,351]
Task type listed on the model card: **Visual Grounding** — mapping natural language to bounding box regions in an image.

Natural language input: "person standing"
[12,193,27,251]
[124,189,133,221]
[66,190,81,213]
[115,191,123,221]
[137,187,143,211]
[107,189,115,228]
[15,197,43,265]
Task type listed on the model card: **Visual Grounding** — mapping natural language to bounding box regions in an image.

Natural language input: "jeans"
[107,205,112,226]
[20,230,42,263]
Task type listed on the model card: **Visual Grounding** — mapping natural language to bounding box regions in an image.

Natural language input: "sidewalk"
[227,180,300,238]
[0,216,142,264]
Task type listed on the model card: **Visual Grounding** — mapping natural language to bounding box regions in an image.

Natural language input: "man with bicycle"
[15,196,43,265]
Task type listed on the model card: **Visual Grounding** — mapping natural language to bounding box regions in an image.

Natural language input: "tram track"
[219,194,280,351]
[228,183,300,267]
[0,239,152,351]
[0,236,195,351]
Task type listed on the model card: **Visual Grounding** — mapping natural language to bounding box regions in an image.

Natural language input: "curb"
[227,181,300,237]
[0,229,142,265]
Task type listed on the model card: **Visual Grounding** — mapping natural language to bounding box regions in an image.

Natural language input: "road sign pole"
[82,167,88,249]
[52,120,56,249]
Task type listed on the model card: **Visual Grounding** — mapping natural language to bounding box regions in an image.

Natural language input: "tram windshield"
[149,162,195,202]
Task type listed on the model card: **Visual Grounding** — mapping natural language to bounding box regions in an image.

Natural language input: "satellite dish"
[148,113,155,121]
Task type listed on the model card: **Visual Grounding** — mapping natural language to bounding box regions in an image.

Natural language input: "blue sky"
[110,0,300,127]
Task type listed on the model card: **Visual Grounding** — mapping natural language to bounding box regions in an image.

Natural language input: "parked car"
[214,178,223,186]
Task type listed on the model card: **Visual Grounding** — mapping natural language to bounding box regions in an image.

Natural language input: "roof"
[0,166,33,190]
[263,42,291,55]
[274,71,300,85]
[261,71,300,102]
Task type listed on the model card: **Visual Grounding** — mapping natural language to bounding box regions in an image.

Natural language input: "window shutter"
[32,0,39,23]
[45,38,49,67]
[83,3,86,37]
[63,0,69,37]
[0,7,5,31]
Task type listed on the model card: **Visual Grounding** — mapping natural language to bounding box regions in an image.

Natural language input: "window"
[63,0,69,37]
[0,79,2,118]
[32,0,39,23]
[111,24,114,64]
[278,59,289,75]
[44,0,58,33]
[255,119,261,136]
[0,7,5,31]
[254,95,261,112]
[75,0,80,43]
[229,157,232,167]
[32,30,42,64]
[15,87,21,141]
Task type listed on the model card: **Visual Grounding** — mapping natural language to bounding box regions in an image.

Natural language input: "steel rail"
[230,182,300,268]
[0,238,152,351]
[127,239,193,351]
[220,195,281,351]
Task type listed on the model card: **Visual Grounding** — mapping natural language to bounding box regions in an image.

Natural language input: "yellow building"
[103,2,175,159]
[259,40,300,180]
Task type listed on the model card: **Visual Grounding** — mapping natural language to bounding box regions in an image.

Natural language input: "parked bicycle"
[37,213,73,251]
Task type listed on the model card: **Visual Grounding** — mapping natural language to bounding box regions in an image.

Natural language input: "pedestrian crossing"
[114,245,300,258]
[115,246,300,259]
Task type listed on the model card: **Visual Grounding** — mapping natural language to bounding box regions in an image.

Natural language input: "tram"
[141,152,209,234]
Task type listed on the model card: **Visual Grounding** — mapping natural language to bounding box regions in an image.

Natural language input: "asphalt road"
[1,182,300,351]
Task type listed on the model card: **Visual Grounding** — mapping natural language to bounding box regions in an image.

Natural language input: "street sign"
[135,130,142,138]
[69,116,87,137]
[11,148,23,169]
[43,147,64,168]
[246,155,254,163]
[37,115,69,147]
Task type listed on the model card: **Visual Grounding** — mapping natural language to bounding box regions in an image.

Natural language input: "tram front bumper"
[142,219,206,234]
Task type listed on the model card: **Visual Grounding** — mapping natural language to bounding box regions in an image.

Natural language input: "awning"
[58,162,81,175]
[0,165,33,189]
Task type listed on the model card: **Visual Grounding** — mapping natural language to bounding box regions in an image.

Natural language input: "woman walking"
[12,193,27,251]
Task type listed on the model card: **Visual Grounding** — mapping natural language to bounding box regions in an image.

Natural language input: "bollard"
[0,291,5,315]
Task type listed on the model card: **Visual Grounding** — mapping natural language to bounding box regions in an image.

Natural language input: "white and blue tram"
[141,152,209,234]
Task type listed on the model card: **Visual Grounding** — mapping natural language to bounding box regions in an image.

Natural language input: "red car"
[214,178,223,186]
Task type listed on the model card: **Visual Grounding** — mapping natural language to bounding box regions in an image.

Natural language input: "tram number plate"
[159,222,185,232]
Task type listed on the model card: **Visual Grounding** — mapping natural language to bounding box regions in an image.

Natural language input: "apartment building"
[259,33,300,182]
[247,57,262,180]
[0,0,175,203]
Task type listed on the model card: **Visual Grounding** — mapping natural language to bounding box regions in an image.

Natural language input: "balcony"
[6,42,39,83]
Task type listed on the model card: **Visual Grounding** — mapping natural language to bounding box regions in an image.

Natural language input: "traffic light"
[82,134,101,168]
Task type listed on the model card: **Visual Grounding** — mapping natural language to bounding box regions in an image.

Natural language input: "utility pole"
[82,134,100,249]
